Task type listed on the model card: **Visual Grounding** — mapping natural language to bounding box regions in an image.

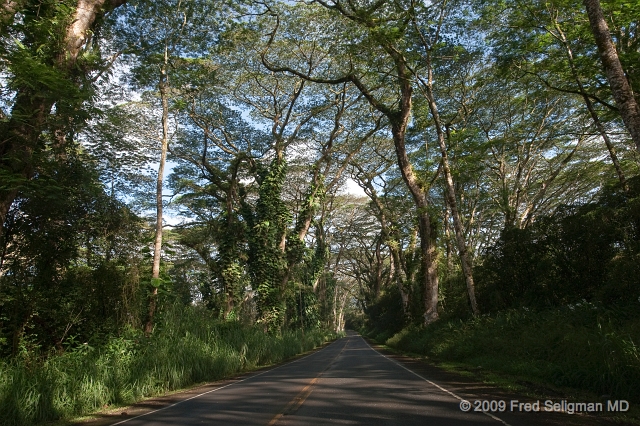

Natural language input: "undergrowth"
[377,303,640,403]
[0,306,337,426]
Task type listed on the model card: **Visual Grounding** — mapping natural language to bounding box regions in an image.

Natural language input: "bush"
[475,178,640,312]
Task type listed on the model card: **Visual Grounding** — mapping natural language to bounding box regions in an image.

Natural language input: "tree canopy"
[0,0,638,355]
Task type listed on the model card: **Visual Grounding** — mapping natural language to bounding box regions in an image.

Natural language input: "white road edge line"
[361,336,513,426]
[110,338,343,426]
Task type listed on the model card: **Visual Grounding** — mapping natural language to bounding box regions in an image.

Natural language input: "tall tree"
[261,1,441,323]
[408,0,479,315]
[479,0,638,185]
[114,0,223,333]
[0,0,128,240]
[347,130,423,320]
[583,0,640,151]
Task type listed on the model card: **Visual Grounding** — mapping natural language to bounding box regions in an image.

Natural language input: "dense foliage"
[385,304,640,403]
[476,177,640,312]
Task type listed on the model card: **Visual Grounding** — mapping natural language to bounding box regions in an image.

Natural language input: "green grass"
[0,306,338,426]
[377,303,640,403]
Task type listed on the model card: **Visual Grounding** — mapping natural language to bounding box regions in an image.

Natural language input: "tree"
[164,81,262,316]
[479,0,638,187]
[0,0,128,240]
[583,0,640,150]
[349,140,416,319]
[475,72,606,230]
[260,1,441,323]
[0,148,143,355]
[405,0,480,314]
[112,0,227,333]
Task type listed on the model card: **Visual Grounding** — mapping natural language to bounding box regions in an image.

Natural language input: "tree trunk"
[385,61,439,324]
[412,68,478,314]
[145,56,169,336]
[373,238,383,299]
[389,250,410,317]
[425,90,479,316]
[553,19,628,190]
[362,176,411,319]
[409,5,477,316]
[390,121,439,324]
[583,0,640,151]
[0,0,23,32]
[60,0,126,69]
[443,207,454,276]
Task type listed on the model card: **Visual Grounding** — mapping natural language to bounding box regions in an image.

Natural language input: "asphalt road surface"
[108,332,521,426]
[111,332,620,426]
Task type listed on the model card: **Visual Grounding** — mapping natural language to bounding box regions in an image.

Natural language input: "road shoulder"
[364,337,637,426]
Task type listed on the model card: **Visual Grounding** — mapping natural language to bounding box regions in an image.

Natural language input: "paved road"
[110,332,509,426]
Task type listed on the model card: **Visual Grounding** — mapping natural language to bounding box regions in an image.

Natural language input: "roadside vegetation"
[360,179,640,408]
[367,305,640,404]
[0,305,337,426]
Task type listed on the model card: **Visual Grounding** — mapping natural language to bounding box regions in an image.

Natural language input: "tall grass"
[380,303,640,402]
[0,306,337,426]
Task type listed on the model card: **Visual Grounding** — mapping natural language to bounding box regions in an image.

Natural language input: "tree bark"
[358,171,411,319]
[443,207,454,276]
[61,0,115,69]
[384,57,439,324]
[390,120,439,324]
[145,52,170,336]
[583,0,640,151]
[424,87,479,316]
[410,4,478,316]
[0,0,22,30]
[552,19,628,190]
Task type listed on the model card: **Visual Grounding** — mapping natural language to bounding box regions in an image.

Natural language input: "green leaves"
[248,158,291,330]
[7,41,83,109]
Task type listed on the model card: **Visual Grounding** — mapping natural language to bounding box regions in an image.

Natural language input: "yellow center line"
[267,337,350,426]
[267,376,320,426]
